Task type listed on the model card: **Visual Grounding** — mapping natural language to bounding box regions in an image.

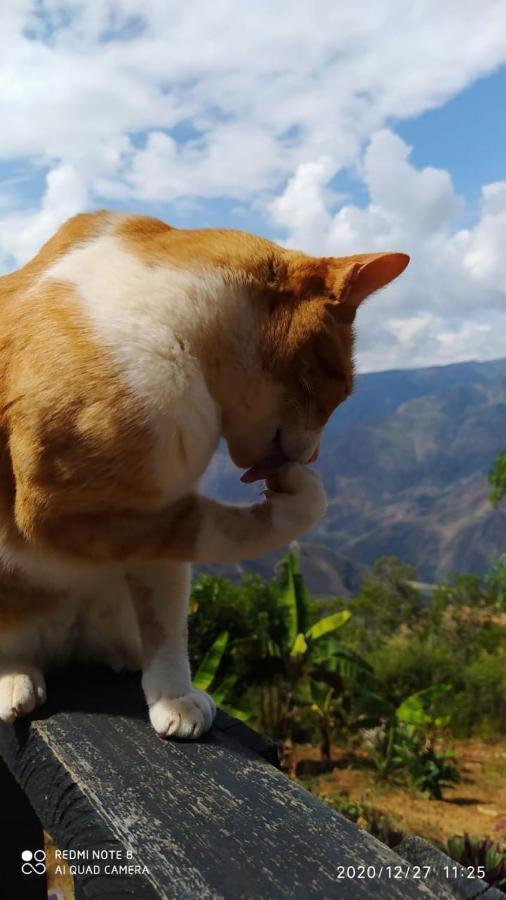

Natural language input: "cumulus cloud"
[0,162,90,265]
[271,129,506,370]
[0,1,505,369]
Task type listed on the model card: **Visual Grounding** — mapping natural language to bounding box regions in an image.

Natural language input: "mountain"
[201,358,506,594]
[195,542,369,599]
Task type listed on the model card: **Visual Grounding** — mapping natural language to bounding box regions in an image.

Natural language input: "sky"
[1,0,505,373]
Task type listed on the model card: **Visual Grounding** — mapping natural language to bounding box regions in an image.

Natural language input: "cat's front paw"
[148,689,216,739]
[0,667,46,723]
[266,462,327,539]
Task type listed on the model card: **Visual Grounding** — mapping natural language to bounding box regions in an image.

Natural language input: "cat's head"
[222,247,409,475]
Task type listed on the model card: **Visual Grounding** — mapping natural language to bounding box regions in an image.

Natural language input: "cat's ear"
[339,252,409,308]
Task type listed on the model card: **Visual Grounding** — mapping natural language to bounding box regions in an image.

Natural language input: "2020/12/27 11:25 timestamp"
[336,863,487,880]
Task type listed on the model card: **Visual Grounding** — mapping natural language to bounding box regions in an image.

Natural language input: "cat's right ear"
[339,252,410,308]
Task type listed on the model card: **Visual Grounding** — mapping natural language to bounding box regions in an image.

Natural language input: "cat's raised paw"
[266,462,327,536]
[0,667,46,723]
[149,689,216,739]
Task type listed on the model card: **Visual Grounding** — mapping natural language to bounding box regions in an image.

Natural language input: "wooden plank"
[0,666,448,899]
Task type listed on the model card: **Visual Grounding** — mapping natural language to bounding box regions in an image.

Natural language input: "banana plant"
[232,553,356,672]
[368,683,456,788]
[279,552,353,659]
[232,553,368,737]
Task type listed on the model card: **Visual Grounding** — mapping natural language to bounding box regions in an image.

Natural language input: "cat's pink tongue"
[240,445,319,484]
[240,450,287,484]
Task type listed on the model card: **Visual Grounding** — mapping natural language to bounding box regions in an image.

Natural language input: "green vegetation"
[189,546,506,861]
[447,834,506,892]
[190,553,371,743]
[360,684,461,799]
[489,449,506,507]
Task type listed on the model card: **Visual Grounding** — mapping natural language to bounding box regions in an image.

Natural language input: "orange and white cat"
[0,212,408,738]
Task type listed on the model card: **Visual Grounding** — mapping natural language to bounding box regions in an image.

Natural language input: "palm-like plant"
[233,553,370,742]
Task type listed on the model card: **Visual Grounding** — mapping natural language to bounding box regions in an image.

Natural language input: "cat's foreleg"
[30,462,326,565]
[128,561,215,739]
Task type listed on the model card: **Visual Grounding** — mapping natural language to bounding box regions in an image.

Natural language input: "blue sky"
[1,1,505,371]
[397,66,506,225]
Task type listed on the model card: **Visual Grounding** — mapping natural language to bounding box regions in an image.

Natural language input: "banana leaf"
[396,684,452,725]
[193,631,229,691]
[291,632,308,656]
[222,705,251,722]
[275,553,300,649]
[313,640,373,674]
[293,571,310,636]
[212,673,239,706]
[306,610,351,641]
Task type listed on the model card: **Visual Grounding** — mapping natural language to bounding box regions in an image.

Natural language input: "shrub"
[451,649,506,737]
[368,630,506,737]
[368,634,456,705]
[447,834,506,893]
[393,734,459,800]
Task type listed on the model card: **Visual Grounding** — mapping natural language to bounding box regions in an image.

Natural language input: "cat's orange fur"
[0,211,408,736]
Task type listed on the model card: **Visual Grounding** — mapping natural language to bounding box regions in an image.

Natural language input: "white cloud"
[0,161,90,265]
[459,182,506,286]
[1,1,506,198]
[0,1,505,369]
[271,129,506,370]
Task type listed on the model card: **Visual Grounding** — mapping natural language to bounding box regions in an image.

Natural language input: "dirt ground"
[294,739,506,847]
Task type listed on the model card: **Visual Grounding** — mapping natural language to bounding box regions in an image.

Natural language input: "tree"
[486,556,506,612]
[344,557,420,652]
[489,450,506,507]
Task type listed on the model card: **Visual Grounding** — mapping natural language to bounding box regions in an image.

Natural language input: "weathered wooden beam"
[0,666,455,899]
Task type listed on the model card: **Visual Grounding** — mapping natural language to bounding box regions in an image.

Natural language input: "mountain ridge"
[201,357,506,594]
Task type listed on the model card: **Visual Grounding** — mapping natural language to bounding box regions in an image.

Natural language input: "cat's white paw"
[148,689,216,739]
[0,667,46,723]
[267,462,327,537]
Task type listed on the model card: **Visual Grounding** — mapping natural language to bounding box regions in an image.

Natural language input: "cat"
[0,211,408,738]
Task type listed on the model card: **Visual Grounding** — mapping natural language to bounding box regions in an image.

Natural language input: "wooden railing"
[0,666,500,899]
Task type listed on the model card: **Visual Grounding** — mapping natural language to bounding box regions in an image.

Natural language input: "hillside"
[202,358,506,593]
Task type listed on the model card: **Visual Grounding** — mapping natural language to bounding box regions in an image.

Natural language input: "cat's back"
[0,211,113,300]
[0,211,115,413]
[0,211,222,542]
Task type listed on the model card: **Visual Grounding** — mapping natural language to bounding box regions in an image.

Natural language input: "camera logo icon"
[21,849,47,875]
